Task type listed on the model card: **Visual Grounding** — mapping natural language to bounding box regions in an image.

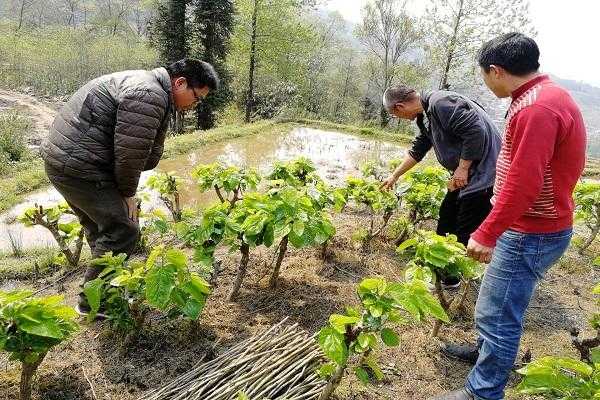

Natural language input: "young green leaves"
[192,163,260,207]
[398,231,483,283]
[317,277,448,385]
[0,290,78,363]
[145,172,184,222]
[573,182,600,254]
[401,166,449,223]
[0,290,78,400]
[19,202,84,267]
[83,248,211,331]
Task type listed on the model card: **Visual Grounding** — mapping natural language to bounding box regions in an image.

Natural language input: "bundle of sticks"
[139,319,327,400]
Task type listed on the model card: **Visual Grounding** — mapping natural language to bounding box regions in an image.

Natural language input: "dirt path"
[0,88,58,144]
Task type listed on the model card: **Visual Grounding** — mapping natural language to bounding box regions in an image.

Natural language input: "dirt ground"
[0,208,598,400]
[0,88,59,145]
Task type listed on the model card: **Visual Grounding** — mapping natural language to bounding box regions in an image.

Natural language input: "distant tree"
[149,0,187,132]
[356,0,421,127]
[191,0,234,130]
[424,0,536,90]
[228,0,318,123]
[149,0,187,63]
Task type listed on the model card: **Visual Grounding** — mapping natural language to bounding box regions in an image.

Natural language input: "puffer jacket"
[42,67,172,197]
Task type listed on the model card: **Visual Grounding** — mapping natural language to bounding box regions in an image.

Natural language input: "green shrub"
[0,24,157,96]
[0,290,78,400]
[0,110,30,162]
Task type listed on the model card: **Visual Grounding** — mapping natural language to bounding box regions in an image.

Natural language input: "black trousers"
[436,186,494,247]
[45,163,140,284]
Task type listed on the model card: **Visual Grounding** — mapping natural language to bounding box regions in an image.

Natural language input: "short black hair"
[478,32,540,76]
[166,58,220,90]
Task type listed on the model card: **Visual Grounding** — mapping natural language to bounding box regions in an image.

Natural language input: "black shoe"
[441,276,461,290]
[76,295,108,320]
[441,342,479,365]
[429,389,474,400]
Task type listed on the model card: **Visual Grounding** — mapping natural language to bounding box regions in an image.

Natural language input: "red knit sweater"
[472,75,587,247]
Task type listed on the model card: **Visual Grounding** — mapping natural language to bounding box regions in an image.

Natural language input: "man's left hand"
[467,238,494,264]
[452,166,469,189]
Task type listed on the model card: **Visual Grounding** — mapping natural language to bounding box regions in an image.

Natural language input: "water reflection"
[0,127,407,251]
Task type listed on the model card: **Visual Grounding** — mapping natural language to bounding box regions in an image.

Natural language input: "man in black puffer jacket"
[41,58,219,315]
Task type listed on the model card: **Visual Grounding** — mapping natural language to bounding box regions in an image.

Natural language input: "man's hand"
[452,165,469,189]
[124,196,138,223]
[467,237,494,264]
[447,179,458,192]
[380,175,399,191]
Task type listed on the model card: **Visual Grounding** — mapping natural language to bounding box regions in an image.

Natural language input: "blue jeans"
[465,228,573,400]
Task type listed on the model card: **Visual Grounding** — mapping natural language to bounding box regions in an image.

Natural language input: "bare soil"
[0,209,598,400]
[0,89,58,145]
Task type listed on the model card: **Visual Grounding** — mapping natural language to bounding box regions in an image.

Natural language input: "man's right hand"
[380,175,399,191]
[124,196,138,222]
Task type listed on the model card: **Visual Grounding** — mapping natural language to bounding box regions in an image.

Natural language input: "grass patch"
[0,110,30,164]
[0,247,59,281]
[583,157,600,179]
[163,120,287,158]
[278,117,414,144]
[0,157,49,214]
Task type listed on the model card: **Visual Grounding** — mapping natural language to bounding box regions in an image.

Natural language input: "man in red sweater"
[431,33,586,400]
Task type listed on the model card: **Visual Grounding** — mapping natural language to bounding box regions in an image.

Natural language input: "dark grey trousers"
[45,163,140,284]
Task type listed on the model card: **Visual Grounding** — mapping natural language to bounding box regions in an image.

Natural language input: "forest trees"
[423,0,536,91]
[356,0,422,127]
[149,0,235,130]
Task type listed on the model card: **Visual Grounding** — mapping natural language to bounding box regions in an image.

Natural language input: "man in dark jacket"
[381,85,502,287]
[41,58,219,314]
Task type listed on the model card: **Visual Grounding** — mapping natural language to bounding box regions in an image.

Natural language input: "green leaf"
[193,248,214,267]
[292,220,305,236]
[263,223,275,248]
[380,328,400,347]
[236,391,250,400]
[590,347,600,364]
[83,278,104,320]
[329,314,360,334]
[166,249,187,269]
[397,238,418,252]
[183,275,211,301]
[345,306,361,318]
[354,366,370,384]
[288,230,305,248]
[356,332,377,352]
[364,355,384,381]
[19,316,63,339]
[317,326,348,366]
[317,362,337,378]
[357,278,386,297]
[154,219,169,234]
[181,297,206,320]
[145,265,177,310]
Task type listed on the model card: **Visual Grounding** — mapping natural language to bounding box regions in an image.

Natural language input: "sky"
[323,0,600,88]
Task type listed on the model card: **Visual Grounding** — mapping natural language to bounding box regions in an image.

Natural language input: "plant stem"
[20,353,46,400]
[269,235,289,288]
[317,362,345,400]
[432,273,451,338]
[229,242,250,301]
[579,212,599,254]
[214,185,225,203]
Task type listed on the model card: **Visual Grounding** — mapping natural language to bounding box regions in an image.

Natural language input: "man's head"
[478,32,540,98]
[166,58,220,111]
[382,85,423,120]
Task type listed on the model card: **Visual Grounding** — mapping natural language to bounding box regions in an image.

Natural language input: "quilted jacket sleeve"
[114,89,168,197]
